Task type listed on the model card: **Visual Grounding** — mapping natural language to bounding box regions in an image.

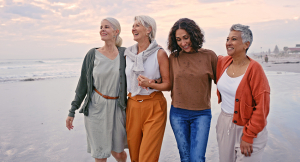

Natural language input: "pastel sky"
[0,0,299,59]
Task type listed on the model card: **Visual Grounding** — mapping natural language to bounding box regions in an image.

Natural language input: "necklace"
[232,59,246,76]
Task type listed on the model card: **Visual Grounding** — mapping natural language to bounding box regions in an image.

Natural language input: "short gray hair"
[134,15,156,42]
[230,24,253,52]
[102,17,122,47]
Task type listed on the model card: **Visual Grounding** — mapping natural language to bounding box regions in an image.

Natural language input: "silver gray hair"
[230,24,253,52]
[134,15,156,42]
[102,17,122,47]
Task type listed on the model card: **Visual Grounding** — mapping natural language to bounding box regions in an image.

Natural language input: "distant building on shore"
[283,44,300,54]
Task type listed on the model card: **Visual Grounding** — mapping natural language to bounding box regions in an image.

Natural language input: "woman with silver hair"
[125,15,171,162]
[216,24,270,162]
[66,17,127,162]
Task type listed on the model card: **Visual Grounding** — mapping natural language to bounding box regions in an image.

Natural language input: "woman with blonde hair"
[66,17,127,162]
[125,15,171,162]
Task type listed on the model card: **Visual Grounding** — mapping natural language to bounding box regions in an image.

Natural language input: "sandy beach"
[251,54,300,73]
[1,57,300,161]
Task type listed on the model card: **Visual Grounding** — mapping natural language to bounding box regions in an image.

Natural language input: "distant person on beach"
[124,15,171,162]
[167,18,217,162]
[65,17,127,162]
[216,24,270,162]
[265,55,268,63]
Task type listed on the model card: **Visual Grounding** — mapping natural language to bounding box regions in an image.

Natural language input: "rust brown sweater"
[169,48,218,110]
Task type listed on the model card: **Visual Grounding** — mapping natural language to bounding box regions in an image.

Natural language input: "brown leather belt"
[94,88,119,99]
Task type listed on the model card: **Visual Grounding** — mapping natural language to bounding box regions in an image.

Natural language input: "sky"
[0,0,299,59]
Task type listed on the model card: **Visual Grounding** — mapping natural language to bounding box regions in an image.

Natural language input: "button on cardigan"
[216,55,270,144]
[68,47,127,117]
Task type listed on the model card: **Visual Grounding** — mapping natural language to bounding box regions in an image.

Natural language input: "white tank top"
[126,49,161,95]
[217,68,244,114]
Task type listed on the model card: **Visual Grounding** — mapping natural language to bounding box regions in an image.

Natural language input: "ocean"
[1,58,296,84]
[0,58,82,83]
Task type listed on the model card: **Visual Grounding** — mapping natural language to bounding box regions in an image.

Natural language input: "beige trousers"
[216,110,268,162]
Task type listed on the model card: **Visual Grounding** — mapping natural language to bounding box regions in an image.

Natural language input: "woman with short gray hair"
[125,15,171,162]
[215,24,270,162]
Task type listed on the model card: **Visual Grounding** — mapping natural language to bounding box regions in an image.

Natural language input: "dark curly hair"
[167,18,205,57]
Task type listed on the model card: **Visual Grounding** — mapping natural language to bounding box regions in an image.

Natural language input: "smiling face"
[99,20,117,42]
[132,20,150,42]
[226,30,249,57]
[175,29,193,53]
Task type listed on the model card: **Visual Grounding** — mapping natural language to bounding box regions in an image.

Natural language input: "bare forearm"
[148,82,171,91]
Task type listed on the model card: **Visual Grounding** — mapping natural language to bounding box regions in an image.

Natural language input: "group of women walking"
[65,15,270,162]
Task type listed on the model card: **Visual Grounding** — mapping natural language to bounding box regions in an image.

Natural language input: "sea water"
[0,58,82,83]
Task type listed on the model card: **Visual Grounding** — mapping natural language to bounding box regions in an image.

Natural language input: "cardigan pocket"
[242,102,253,120]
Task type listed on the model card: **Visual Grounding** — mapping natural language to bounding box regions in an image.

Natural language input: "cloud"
[48,0,77,2]
[198,0,233,3]
[284,5,296,8]
[4,4,50,19]
[1,0,300,59]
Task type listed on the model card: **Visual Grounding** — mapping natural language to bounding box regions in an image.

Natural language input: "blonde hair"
[134,15,156,42]
[103,17,122,47]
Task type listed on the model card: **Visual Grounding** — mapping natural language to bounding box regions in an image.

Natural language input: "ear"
[146,26,152,34]
[244,41,250,50]
[115,29,119,35]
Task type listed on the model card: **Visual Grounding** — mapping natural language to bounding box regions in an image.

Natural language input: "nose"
[226,40,231,46]
[181,39,187,46]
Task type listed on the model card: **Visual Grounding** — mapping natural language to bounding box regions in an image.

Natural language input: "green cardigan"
[68,47,127,117]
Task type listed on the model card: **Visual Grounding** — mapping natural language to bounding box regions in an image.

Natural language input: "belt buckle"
[138,100,143,102]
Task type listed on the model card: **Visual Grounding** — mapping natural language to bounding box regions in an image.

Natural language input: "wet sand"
[1,59,300,161]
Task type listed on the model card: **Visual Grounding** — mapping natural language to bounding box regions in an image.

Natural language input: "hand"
[240,139,253,157]
[137,75,151,90]
[66,116,74,130]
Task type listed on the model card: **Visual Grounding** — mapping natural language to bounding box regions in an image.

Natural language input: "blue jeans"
[170,105,212,162]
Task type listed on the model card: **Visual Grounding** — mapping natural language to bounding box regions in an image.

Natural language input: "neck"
[232,53,248,66]
[137,39,151,54]
[103,40,117,52]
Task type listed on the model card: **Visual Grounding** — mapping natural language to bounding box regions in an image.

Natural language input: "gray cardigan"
[68,47,127,117]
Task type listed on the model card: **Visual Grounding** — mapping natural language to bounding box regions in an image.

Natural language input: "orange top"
[216,55,270,144]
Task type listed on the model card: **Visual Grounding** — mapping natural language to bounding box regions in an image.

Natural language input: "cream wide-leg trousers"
[216,110,268,162]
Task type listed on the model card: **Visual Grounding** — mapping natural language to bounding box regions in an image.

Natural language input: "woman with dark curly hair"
[168,18,217,162]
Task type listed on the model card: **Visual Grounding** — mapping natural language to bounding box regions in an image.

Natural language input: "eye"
[233,38,237,40]
[226,38,229,41]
